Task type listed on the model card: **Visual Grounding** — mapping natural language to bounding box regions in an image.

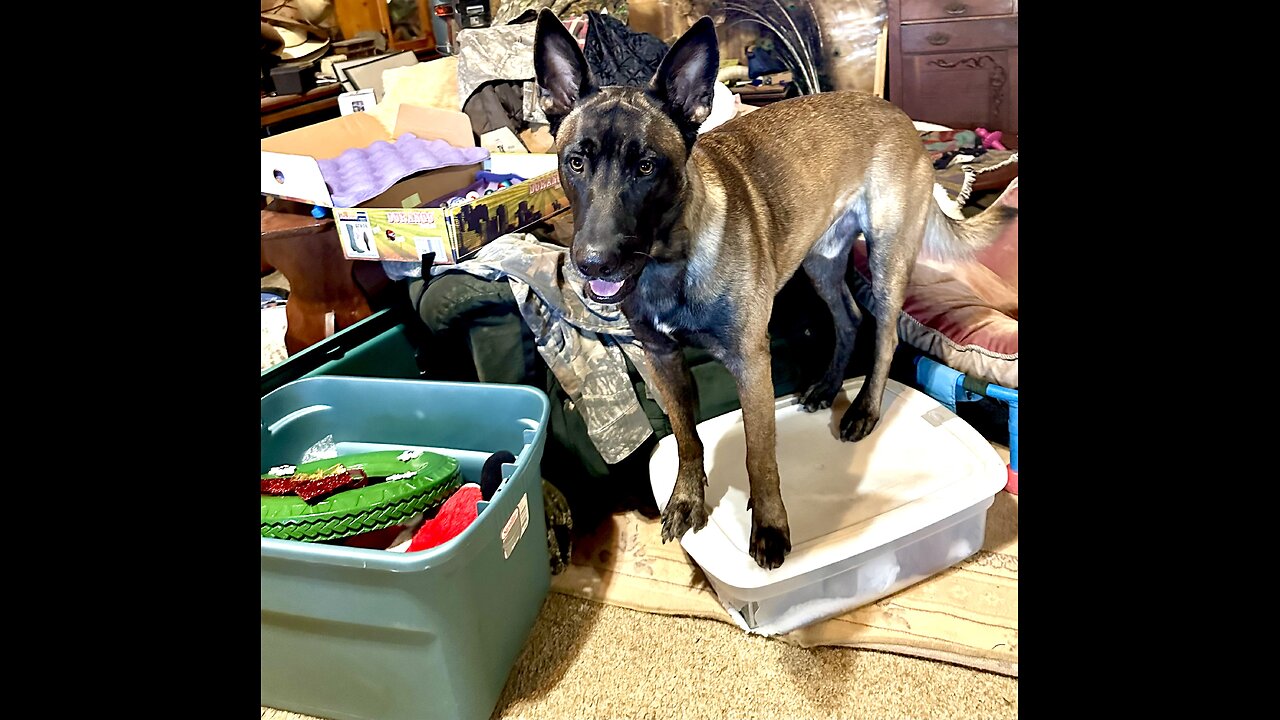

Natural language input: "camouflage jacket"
[449,233,663,464]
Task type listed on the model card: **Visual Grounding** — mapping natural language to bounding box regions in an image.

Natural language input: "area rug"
[550,484,1018,676]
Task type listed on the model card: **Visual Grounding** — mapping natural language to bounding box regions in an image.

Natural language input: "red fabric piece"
[407,484,483,552]
[295,470,369,503]
[260,477,301,495]
[259,469,370,504]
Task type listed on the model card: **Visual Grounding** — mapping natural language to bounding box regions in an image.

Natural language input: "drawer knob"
[945,2,968,14]
[927,32,951,45]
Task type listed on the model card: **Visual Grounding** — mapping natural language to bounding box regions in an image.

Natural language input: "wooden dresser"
[886,0,1018,135]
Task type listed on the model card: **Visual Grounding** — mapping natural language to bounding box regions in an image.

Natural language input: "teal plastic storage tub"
[261,370,551,720]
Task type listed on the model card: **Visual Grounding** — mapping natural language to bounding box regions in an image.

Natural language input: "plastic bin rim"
[263,375,552,408]
[260,376,550,572]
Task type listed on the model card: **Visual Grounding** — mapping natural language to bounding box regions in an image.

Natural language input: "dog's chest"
[630,265,734,349]
[637,296,733,352]
[649,307,682,338]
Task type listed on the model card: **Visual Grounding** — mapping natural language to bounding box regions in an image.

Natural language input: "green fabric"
[415,273,543,387]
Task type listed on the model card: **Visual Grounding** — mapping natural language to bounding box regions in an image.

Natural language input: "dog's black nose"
[577,250,616,278]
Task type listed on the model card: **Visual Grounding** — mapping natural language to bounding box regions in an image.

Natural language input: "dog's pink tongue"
[589,279,623,298]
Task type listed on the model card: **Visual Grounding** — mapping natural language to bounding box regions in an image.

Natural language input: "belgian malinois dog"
[534,11,1017,569]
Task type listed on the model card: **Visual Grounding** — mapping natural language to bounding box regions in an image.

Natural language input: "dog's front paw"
[840,395,881,442]
[799,378,840,412]
[661,492,709,543]
[749,516,792,570]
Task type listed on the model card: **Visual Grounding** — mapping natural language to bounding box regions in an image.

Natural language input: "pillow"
[849,179,1018,388]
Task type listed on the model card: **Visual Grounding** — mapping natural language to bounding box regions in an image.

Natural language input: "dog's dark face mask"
[534,11,719,303]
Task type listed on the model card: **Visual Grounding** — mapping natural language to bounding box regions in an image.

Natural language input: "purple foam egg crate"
[317,133,491,208]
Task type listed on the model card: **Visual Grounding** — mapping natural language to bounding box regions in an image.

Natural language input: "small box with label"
[337,88,378,115]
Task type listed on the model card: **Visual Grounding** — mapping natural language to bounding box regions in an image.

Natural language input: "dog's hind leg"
[840,185,930,442]
[798,228,862,412]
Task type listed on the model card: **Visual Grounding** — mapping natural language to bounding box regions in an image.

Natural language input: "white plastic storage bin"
[650,377,1006,636]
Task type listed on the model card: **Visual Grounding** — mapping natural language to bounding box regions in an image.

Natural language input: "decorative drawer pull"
[945,2,968,15]
[927,32,950,45]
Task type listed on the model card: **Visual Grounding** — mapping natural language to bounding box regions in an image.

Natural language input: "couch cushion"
[850,179,1018,388]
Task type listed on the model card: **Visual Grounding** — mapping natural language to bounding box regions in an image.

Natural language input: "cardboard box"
[261,105,569,264]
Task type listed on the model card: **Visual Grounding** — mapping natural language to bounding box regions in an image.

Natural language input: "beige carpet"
[491,594,1016,719]
[551,490,1018,676]
[264,591,1016,720]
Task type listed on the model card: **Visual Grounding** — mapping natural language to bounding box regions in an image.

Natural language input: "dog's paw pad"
[749,522,792,570]
[661,495,708,543]
[839,394,880,440]
[839,407,880,440]
[799,382,838,413]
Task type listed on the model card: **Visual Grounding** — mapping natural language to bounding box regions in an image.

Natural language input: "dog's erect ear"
[648,17,719,139]
[534,9,596,132]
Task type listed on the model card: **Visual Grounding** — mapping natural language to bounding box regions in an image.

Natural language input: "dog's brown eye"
[568,157,584,173]
[638,160,655,176]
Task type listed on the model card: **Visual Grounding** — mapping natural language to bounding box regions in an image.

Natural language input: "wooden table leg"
[261,207,387,355]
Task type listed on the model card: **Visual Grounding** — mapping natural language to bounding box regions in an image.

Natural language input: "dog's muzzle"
[574,244,644,301]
